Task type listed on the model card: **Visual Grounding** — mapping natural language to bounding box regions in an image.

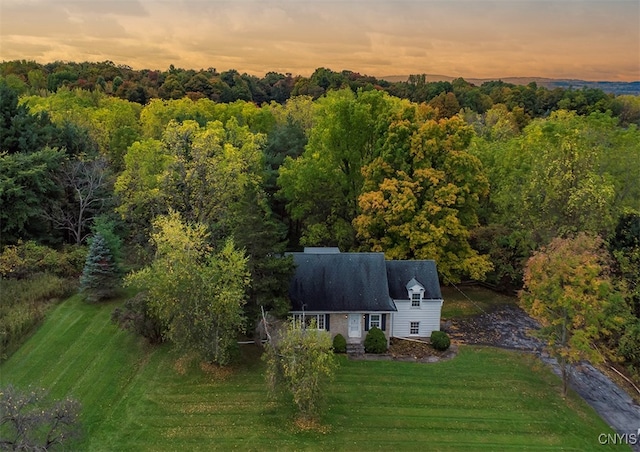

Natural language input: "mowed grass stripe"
[1,297,628,451]
[47,306,121,396]
[1,295,154,445]
[4,295,122,391]
[86,343,275,450]
[3,297,89,382]
[326,352,624,451]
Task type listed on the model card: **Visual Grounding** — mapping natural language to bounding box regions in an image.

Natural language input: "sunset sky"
[1,0,638,81]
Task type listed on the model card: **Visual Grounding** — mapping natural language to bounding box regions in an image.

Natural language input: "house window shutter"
[381,314,386,331]
[364,314,370,331]
[325,314,330,331]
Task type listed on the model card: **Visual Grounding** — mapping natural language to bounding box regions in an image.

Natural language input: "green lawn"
[441,284,517,318]
[1,296,627,451]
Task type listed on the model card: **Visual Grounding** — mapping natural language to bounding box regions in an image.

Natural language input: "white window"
[293,314,326,330]
[410,321,420,335]
[411,293,421,308]
[369,314,381,329]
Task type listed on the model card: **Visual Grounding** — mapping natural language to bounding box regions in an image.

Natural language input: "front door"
[348,314,361,339]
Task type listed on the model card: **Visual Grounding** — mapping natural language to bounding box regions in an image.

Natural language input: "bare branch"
[43,157,110,244]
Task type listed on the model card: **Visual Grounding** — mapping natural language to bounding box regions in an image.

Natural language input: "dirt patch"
[388,337,457,362]
[448,304,640,450]
[447,304,543,352]
[294,416,331,433]
[200,361,234,380]
[347,338,458,363]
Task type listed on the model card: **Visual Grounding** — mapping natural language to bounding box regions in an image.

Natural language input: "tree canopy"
[520,233,626,396]
[125,212,249,365]
[3,63,640,379]
[355,112,492,281]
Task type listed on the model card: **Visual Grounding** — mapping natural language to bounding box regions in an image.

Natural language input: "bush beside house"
[430,331,451,351]
[332,333,347,353]
[364,327,387,353]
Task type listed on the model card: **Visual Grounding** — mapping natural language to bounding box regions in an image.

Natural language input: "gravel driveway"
[447,304,640,450]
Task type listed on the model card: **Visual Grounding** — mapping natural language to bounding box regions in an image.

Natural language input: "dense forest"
[1,60,639,380]
[2,60,640,126]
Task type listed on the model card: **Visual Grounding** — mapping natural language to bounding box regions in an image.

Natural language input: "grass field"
[441,284,517,318]
[0,295,627,451]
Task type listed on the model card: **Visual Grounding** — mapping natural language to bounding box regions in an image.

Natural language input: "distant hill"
[380,75,640,96]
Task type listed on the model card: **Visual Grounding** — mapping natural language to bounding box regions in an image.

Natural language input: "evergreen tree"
[230,185,295,322]
[79,233,119,302]
[91,215,124,272]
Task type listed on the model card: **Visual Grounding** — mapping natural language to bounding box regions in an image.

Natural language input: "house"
[287,248,444,345]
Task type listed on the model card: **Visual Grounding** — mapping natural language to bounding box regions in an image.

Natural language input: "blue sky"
[1,0,638,81]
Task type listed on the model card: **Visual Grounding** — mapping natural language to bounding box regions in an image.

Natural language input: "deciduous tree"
[263,320,336,421]
[160,118,265,237]
[354,113,492,281]
[44,157,110,245]
[125,212,250,365]
[277,89,405,249]
[0,385,82,451]
[114,138,171,242]
[470,110,639,290]
[520,233,623,396]
[474,111,637,245]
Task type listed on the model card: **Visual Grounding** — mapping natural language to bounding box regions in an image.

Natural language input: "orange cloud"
[1,0,638,81]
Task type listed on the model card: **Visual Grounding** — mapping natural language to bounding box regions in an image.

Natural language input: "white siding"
[391,299,443,337]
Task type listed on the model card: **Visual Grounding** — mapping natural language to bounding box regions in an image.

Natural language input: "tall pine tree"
[80,233,119,302]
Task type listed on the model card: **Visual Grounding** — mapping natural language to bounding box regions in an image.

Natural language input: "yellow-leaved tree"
[354,110,492,282]
[125,211,250,365]
[263,320,336,423]
[520,233,626,396]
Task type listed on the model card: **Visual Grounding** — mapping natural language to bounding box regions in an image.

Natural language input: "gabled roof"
[287,252,396,312]
[405,277,424,291]
[386,260,443,300]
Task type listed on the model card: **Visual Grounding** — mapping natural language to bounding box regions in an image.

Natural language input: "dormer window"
[406,277,425,308]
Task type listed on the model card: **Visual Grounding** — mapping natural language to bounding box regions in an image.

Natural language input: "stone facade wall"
[328,313,392,344]
[328,313,349,340]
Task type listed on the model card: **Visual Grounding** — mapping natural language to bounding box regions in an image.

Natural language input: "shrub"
[263,322,336,420]
[332,333,347,353]
[430,330,451,351]
[111,293,165,344]
[52,245,88,278]
[364,327,387,353]
[0,241,86,279]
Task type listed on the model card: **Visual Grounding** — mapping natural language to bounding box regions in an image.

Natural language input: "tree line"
[2,60,639,127]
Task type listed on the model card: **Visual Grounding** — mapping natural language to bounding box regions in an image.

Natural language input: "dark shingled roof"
[386,260,443,300]
[288,252,396,312]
